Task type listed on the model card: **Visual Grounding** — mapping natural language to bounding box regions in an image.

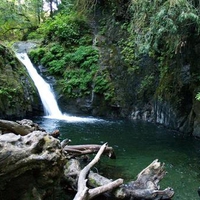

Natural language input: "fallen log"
[0,131,64,200]
[65,156,174,200]
[0,118,174,200]
[73,143,123,200]
[0,119,45,135]
[63,144,116,159]
[0,119,61,138]
[122,159,174,199]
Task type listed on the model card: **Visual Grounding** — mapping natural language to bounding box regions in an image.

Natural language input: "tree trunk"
[0,131,64,199]
[0,119,44,135]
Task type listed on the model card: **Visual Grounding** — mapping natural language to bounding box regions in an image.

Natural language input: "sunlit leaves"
[39,12,89,46]
[0,0,49,40]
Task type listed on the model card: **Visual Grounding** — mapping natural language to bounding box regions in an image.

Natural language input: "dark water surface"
[35,117,200,200]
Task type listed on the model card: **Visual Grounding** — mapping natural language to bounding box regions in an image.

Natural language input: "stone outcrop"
[79,3,200,138]
[0,43,42,119]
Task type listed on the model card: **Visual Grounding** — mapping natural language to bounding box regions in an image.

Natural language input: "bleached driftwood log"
[65,156,174,200]
[0,119,44,135]
[0,131,64,200]
[63,144,116,159]
[0,118,60,138]
[73,143,123,200]
[121,159,174,199]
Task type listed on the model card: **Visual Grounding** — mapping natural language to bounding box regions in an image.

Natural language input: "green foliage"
[57,46,100,98]
[119,35,141,75]
[0,88,11,98]
[29,43,66,75]
[195,92,200,101]
[34,41,115,100]
[29,47,46,64]
[29,1,117,104]
[93,72,115,101]
[117,0,200,105]
[29,2,115,100]
[48,59,66,74]
[27,31,44,40]
[121,37,135,64]
[0,0,45,40]
[57,45,116,100]
[59,68,93,97]
[129,0,200,56]
[41,51,55,66]
[74,0,100,14]
[38,12,90,47]
[69,46,99,68]
[137,74,155,95]
[0,87,19,100]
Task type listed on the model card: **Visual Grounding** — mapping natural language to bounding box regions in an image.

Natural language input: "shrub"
[29,48,45,64]
[39,12,91,47]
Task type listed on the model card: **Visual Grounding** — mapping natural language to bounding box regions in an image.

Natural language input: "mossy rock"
[0,44,42,118]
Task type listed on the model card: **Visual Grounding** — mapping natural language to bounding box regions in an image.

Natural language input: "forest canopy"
[0,0,61,40]
[1,0,200,52]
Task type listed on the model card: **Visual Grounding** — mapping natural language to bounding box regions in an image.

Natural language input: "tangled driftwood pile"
[0,119,174,200]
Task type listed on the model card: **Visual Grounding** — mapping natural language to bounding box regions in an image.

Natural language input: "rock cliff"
[0,43,42,119]
[84,1,200,137]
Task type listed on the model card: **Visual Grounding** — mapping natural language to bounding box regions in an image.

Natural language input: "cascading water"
[16,52,62,117]
[16,52,101,122]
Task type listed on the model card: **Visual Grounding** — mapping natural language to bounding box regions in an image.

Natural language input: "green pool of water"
[35,117,200,200]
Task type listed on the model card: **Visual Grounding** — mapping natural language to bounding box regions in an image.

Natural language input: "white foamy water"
[16,52,102,123]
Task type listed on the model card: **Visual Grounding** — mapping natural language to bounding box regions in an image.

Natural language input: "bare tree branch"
[73,143,123,200]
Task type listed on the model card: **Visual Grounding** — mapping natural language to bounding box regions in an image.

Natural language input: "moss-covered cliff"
[0,44,42,119]
[89,0,200,136]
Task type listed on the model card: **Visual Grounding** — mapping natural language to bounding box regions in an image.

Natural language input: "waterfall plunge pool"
[15,49,200,199]
[34,117,200,200]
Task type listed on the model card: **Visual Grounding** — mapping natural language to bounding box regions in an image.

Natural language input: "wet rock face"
[85,5,200,136]
[192,100,200,137]
[13,41,37,53]
[0,44,42,119]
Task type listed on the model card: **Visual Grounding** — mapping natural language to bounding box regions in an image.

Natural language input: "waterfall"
[16,52,102,122]
[16,52,62,117]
